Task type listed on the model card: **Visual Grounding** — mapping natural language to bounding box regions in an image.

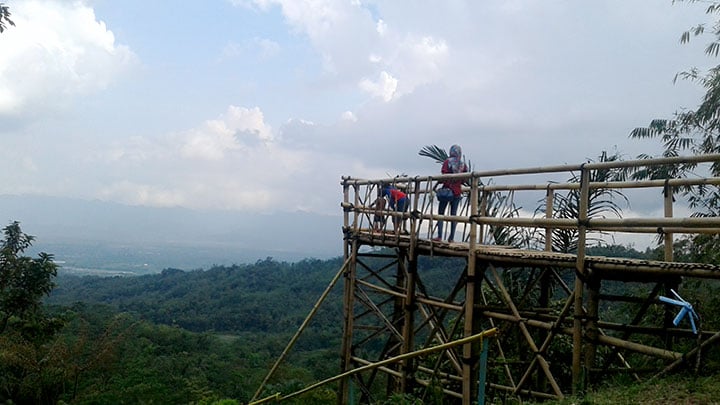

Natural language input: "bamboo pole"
[416,302,463,373]
[479,286,518,390]
[342,154,720,187]
[400,250,417,394]
[572,167,590,394]
[251,258,351,402]
[339,243,358,405]
[268,328,499,403]
[469,215,720,230]
[651,330,720,379]
[481,310,683,360]
[462,175,480,405]
[513,292,575,396]
[584,275,601,383]
[353,359,466,399]
[663,183,676,349]
[385,249,405,395]
[479,190,488,244]
[355,286,404,341]
[478,176,720,193]
[488,265,564,397]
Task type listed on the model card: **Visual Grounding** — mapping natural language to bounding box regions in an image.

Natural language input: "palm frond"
[418,145,448,164]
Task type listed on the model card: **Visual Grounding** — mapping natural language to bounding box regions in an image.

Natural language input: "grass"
[530,374,720,405]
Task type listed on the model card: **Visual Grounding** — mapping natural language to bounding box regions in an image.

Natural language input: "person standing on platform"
[370,192,387,231]
[434,144,468,242]
[382,183,409,233]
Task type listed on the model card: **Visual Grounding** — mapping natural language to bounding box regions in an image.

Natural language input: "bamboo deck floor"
[353,229,720,281]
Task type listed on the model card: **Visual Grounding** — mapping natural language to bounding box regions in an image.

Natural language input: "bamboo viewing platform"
[338,154,720,404]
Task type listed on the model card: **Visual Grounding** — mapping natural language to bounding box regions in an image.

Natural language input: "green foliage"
[43,258,349,402]
[380,393,423,404]
[49,257,345,336]
[52,305,261,404]
[535,150,628,253]
[418,145,449,164]
[29,245,720,403]
[630,2,720,217]
[1,221,60,338]
[0,222,67,404]
[531,374,720,405]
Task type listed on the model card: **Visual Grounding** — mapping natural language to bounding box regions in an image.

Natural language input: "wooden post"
[339,241,358,405]
[389,251,407,395]
[400,249,417,394]
[572,167,590,394]
[584,275,601,386]
[540,188,554,307]
[538,187,554,390]
[479,189,487,244]
[462,175,479,404]
[339,181,357,405]
[663,182,677,349]
[664,181,674,262]
[409,179,421,257]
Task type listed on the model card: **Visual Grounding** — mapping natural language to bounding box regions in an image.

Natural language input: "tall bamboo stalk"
[572,167,590,394]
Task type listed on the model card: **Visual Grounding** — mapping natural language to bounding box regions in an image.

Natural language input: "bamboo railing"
[342,153,720,257]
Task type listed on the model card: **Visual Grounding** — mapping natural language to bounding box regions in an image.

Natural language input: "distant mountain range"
[0,194,343,274]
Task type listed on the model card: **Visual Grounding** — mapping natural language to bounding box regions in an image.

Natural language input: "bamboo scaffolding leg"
[480,285,517,391]
[251,258,351,402]
[513,291,575,395]
[423,312,466,402]
[387,250,406,396]
[340,242,359,405]
[417,302,463,373]
[572,168,590,394]
[584,275,601,384]
[488,264,564,398]
[401,249,417,394]
[355,286,404,341]
[268,328,499,404]
[462,178,480,405]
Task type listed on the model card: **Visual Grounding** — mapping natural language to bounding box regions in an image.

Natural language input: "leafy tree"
[0,3,14,33]
[0,221,60,339]
[630,1,720,261]
[630,1,720,215]
[0,222,66,404]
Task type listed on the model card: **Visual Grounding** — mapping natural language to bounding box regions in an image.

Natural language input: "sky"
[0,0,716,220]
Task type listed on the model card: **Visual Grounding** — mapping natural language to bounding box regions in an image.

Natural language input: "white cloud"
[180,106,274,160]
[0,0,137,116]
[75,105,351,212]
[376,19,386,35]
[341,111,357,122]
[359,71,398,101]
[98,181,186,208]
[233,0,448,98]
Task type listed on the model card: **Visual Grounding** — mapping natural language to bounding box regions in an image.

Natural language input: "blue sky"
[0,0,715,219]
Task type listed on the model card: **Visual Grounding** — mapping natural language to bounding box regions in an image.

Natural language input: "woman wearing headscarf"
[434,144,468,242]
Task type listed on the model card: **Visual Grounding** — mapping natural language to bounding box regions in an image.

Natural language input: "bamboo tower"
[338,154,720,404]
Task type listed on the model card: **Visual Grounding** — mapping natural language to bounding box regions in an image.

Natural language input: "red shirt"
[384,187,406,202]
[441,159,466,196]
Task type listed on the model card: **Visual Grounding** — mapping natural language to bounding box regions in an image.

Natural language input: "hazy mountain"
[0,194,342,274]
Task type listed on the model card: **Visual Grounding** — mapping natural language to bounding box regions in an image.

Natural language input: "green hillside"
[1,230,717,404]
